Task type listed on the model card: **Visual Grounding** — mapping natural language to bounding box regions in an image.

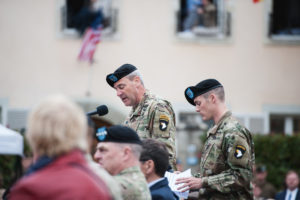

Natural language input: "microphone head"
[96,105,108,116]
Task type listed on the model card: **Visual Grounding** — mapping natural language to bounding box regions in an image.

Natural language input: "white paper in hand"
[164,169,192,199]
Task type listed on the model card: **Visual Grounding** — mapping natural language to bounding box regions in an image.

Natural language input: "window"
[57,0,118,38]
[269,114,300,135]
[270,115,285,134]
[266,0,300,42]
[176,0,231,40]
[293,116,300,134]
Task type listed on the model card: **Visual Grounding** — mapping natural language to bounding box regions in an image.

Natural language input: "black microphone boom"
[87,105,108,116]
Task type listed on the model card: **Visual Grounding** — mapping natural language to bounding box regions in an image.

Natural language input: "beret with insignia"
[96,125,142,145]
[106,64,137,87]
[184,79,223,106]
[256,165,267,173]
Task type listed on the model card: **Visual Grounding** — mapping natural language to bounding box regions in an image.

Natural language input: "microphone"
[87,105,108,116]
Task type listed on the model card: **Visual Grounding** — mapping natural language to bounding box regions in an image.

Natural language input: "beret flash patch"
[186,88,194,99]
[96,127,107,141]
[108,74,118,82]
[234,145,246,159]
[159,115,169,131]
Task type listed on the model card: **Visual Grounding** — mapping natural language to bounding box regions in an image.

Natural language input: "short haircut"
[140,139,169,177]
[203,86,225,102]
[286,170,299,178]
[126,70,144,86]
[26,95,88,157]
[119,143,142,159]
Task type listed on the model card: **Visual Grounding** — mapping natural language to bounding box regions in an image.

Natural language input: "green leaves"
[254,134,300,190]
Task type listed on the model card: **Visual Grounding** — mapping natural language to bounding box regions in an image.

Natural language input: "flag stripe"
[78,27,101,63]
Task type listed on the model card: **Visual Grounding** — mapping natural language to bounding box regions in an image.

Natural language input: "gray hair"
[126,70,144,86]
[119,143,142,159]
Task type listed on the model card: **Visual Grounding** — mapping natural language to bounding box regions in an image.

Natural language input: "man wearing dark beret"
[106,63,177,170]
[94,125,151,200]
[176,79,255,199]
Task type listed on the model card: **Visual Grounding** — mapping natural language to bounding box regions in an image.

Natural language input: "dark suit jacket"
[150,177,179,200]
[275,189,300,200]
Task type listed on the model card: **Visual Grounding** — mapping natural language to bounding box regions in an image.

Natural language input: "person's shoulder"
[151,187,178,200]
[221,115,251,138]
[275,190,286,199]
[146,91,172,106]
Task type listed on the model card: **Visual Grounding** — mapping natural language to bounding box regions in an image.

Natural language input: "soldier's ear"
[122,146,132,159]
[133,76,141,86]
[209,93,217,103]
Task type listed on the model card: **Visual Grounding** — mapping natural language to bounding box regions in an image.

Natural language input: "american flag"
[78,26,101,63]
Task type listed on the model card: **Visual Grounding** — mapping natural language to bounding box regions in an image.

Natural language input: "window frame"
[174,0,233,42]
[56,0,119,40]
[264,0,300,44]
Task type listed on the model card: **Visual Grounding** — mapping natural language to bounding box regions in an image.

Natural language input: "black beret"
[95,125,142,145]
[184,79,223,106]
[106,64,137,87]
[256,165,267,173]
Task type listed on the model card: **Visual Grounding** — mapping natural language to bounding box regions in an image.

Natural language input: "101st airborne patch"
[234,145,246,159]
[159,115,169,131]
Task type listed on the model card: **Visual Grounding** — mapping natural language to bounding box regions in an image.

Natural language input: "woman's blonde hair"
[26,95,88,157]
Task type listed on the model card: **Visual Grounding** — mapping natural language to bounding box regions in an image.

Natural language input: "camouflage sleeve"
[201,131,253,194]
[149,103,177,170]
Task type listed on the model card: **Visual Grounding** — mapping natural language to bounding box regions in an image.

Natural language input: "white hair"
[126,70,144,86]
[26,95,88,157]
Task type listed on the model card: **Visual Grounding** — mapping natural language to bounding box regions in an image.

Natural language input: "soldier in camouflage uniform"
[106,63,177,169]
[94,125,151,200]
[176,79,255,200]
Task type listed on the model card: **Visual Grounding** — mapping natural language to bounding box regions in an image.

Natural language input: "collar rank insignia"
[234,145,246,159]
[96,127,107,141]
[159,115,169,131]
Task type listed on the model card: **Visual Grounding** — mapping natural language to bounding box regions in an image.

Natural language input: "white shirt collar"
[148,177,165,188]
[286,188,298,200]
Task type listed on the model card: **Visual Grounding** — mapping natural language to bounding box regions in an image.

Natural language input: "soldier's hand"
[175,177,203,192]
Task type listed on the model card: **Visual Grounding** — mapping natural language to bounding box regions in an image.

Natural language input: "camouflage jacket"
[195,111,255,200]
[124,90,177,169]
[114,166,151,200]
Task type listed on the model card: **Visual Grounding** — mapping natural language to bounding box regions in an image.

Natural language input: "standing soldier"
[106,63,177,169]
[176,79,255,199]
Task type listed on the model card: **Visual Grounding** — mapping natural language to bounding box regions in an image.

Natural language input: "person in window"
[72,0,104,36]
[200,0,217,28]
[183,0,203,32]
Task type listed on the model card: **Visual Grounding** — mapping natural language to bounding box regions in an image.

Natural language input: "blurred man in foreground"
[9,95,111,200]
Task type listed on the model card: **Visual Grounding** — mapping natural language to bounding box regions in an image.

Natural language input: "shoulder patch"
[234,145,246,159]
[159,115,169,131]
